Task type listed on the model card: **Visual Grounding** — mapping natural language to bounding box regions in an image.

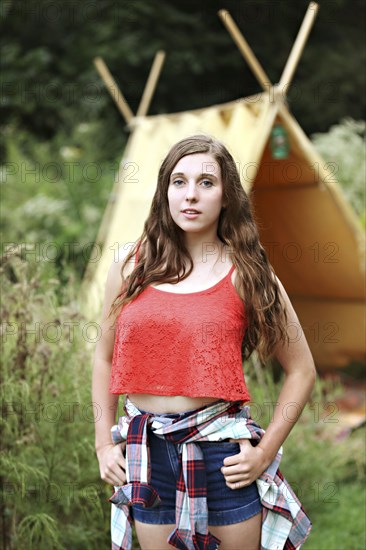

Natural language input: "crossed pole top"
[94,50,166,126]
[94,2,318,127]
[218,2,319,103]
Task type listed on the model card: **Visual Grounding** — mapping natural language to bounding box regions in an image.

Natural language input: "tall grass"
[245,358,365,548]
[0,251,114,549]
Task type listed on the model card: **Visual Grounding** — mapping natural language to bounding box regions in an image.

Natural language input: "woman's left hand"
[220,439,269,489]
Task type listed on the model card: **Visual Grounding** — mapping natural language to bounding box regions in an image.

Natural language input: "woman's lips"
[181,211,201,219]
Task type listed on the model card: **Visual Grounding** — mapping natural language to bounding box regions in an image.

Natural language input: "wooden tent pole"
[250,101,280,166]
[94,56,134,124]
[218,9,271,92]
[278,2,319,93]
[136,50,166,118]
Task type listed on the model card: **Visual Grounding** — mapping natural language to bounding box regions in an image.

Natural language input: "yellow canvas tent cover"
[80,4,365,369]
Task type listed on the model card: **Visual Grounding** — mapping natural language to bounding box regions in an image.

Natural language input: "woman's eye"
[201,180,213,187]
[173,179,184,186]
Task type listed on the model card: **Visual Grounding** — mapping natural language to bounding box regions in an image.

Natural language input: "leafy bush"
[1,122,124,283]
[0,250,114,549]
[311,117,366,226]
[245,358,365,548]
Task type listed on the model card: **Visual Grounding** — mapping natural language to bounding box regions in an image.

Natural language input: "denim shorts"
[130,405,262,526]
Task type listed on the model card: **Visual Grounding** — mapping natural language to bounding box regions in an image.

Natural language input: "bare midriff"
[126,394,222,414]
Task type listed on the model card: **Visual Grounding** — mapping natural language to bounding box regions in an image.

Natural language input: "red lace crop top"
[109,246,251,402]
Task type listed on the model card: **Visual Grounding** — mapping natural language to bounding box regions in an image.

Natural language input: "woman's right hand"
[97,442,127,486]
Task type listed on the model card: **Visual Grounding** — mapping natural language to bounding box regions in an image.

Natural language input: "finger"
[224,472,249,483]
[110,460,127,478]
[106,476,126,487]
[238,439,252,448]
[226,479,251,490]
[113,442,126,455]
[116,441,127,453]
[222,454,240,467]
[221,464,248,476]
[112,449,126,470]
[101,466,126,485]
[236,442,253,459]
[107,475,126,487]
[102,460,127,485]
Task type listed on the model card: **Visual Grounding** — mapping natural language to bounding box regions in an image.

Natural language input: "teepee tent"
[81,3,365,370]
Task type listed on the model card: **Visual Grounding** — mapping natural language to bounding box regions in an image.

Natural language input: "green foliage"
[245,358,366,547]
[0,251,111,549]
[17,513,63,549]
[1,122,123,283]
[311,118,366,225]
[303,482,366,549]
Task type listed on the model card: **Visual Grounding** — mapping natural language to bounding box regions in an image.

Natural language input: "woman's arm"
[255,276,317,463]
[222,276,317,487]
[92,246,134,486]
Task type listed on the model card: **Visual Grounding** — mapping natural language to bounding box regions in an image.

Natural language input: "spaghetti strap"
[228,263,235,276]
[225,263,235,281]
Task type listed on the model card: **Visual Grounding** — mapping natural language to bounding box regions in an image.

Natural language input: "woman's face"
[167,153,225,237]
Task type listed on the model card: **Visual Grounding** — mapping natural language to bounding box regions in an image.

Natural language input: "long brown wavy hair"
[108,134,289,362]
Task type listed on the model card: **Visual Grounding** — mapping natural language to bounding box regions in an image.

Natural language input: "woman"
[92,134,316,550]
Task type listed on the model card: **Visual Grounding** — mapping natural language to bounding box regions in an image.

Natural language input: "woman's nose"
[185,181,198,201]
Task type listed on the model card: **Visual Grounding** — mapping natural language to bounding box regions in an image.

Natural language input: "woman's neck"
[184,239,227,265]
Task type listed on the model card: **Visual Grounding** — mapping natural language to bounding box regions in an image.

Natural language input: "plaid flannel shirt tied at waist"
[108,398,312,550]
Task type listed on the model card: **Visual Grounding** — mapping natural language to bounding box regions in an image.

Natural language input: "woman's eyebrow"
[170,172,218,180]
[201,172,218,180]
